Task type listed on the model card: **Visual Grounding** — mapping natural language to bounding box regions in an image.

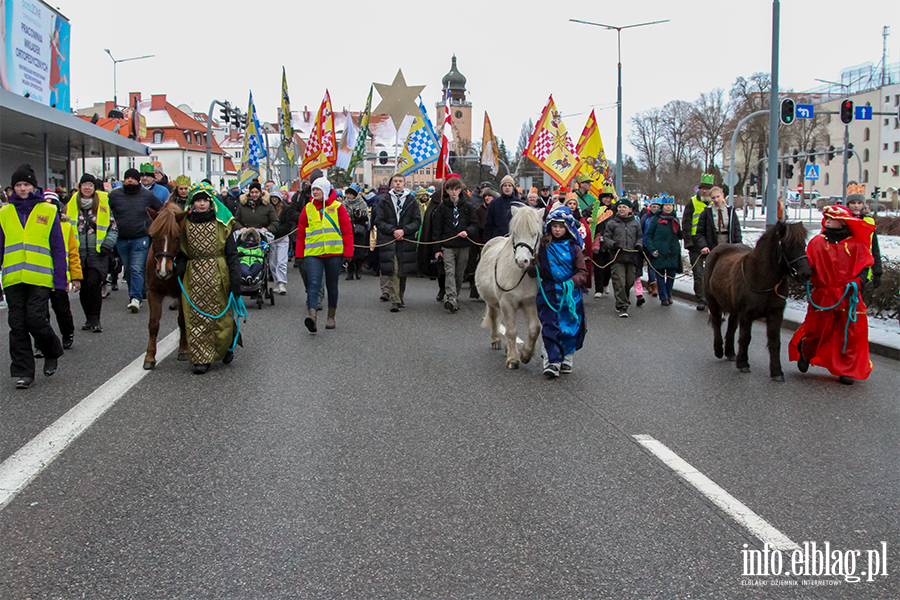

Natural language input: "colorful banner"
[524,95,581,186]
[347,85,372,174]
[239,91,266,190]
[280,67,295,166]
[300,90,337,179]
[397,97,439,177]
[335,110,358,170]
[481,112,499,176]
[1,0,70,111]
[575,110,608,199]
[435,90,453,180]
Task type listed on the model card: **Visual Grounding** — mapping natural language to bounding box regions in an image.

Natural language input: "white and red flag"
[435,90,454,180]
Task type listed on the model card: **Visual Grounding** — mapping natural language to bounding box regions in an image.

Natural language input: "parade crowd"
[0,162,885,387]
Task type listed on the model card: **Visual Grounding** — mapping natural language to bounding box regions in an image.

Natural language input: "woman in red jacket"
[295,177,353,333]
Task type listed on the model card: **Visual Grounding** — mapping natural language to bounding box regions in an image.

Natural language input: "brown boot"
[325,307,336,329]
[304,308,317,333]
[648,281,658,297]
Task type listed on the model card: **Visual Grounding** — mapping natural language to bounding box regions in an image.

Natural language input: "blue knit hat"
[544,206,583,246]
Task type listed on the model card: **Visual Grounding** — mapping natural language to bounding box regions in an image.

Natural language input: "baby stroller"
[237,228,275,308]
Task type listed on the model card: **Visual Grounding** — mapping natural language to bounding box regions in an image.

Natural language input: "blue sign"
[855,106,872,121]
[796,104,815,119]
[805,165,819,180]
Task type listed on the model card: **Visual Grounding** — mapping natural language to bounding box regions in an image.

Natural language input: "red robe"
[789,234,874,380]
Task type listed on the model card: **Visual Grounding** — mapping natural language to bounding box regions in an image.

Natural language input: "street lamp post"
[103,49,154,109]
[569,18,669,194]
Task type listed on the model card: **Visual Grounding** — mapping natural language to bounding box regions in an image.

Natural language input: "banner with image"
[1,0,70,112]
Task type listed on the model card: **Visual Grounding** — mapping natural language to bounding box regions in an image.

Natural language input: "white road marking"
[497,323,524,345]
[633,434,800,552]
[0,330,179,511]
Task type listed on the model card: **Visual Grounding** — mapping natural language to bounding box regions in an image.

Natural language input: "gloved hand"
[872,274,881,289]
[98,247,109,258]
[294,256,304,269]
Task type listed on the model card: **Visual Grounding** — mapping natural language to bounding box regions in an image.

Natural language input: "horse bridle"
[776,240,808,279]
[494,233,541,292]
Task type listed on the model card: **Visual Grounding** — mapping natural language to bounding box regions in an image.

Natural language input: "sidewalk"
[665,277,900,361]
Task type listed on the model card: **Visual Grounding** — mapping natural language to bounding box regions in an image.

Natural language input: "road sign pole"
[842,123,849,203]
[765,0,781,227]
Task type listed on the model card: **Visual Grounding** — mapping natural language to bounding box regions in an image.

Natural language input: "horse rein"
[740,240,806,298]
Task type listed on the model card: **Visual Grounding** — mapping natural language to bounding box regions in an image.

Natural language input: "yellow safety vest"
[60,220,75,282]
[690,195,707,236]
[0,202,58,288]
[67,191,110,252]
[862,215,875,280]
[304,202,344,256]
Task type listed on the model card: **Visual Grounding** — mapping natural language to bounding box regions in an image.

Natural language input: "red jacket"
[295,191,354,259]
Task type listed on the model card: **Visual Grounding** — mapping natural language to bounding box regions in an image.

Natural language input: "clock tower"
[435,55,472,153]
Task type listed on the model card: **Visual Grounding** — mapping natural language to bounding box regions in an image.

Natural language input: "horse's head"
[147,205,185,280]
[775,221,811,283]
[509,205,543,269]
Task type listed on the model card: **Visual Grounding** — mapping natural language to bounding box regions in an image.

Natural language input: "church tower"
[435,55,472,153]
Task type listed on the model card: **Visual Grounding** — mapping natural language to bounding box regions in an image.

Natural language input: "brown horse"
[143,205,189,370]
[703,221,811,381]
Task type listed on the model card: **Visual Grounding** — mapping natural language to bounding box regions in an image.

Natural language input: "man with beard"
[139,163,170,203]
[681,173,714,310]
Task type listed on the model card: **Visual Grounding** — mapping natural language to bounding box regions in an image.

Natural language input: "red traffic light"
[840,99,854,125]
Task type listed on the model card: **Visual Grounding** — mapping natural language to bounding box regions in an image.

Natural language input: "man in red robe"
[789,205,875,385]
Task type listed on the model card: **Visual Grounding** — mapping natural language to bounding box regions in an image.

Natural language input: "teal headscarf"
[187,182,234,227]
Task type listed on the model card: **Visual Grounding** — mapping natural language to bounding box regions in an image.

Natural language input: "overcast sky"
[58,0,899,163]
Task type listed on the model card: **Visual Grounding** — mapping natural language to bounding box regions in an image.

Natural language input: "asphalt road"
[1,273,897,599]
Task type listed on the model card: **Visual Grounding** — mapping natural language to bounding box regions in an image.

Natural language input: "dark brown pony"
[703,221,812,381]
[143,204,189,369]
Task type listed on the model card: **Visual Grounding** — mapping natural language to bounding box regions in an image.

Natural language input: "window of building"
[895,118,900,129]
[895,94,900,105]
[184,131,192,144]
[200,158,205,172]
[894,166,899,177]
[825,173,830,185]
[896,141,900,153]
[884,165,889,173]
[886,95,891,103]
[128,157,136,168]
[426,168,431,175]
[152,130,164,144]
[886,143,890,150]
[104,158,112,172]
[885,119,891,126]
[863,169,868,183]
[195,133,203,146]
[187,156,192,170]
[863,148,869,162]
[864,128,870,141]
[150,155,158,163]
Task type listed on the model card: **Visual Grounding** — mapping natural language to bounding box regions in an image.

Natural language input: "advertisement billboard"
[1,0,70,112]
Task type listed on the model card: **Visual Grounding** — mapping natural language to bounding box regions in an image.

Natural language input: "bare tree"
[692,88,730,171]
[629,108,663,183]
[660,100,696,175]
[729,72,771,189]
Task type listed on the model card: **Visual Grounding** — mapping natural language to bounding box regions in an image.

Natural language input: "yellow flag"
[524,95,581,185]
[575,110,608,198]
[300,90,337,179]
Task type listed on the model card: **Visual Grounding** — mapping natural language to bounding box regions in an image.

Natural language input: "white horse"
[475,206,543,369]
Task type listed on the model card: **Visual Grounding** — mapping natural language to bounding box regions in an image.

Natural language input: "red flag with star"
[300,90,337,179]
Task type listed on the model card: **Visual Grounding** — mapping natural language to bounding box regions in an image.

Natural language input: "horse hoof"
[739,367,751,373]
[177,353,188,362]
[726,355,736,362]
[143,361,155,370]
[507,361,519,370]
[491,341,501,350]
[520,353,533,364]
[771,375,785,382]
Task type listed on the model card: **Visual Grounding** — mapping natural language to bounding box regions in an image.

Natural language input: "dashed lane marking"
[0,330,179,511]
[633,434,800,552]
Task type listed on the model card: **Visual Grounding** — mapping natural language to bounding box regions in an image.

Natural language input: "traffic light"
[749,173,757,186]
[785,164,794,179]
[378,151,388,165]
[808,148,816,163]
[828,145,836,161]
[840,99,854,124]
[777,163,782,179]
[792,150,799,164]
[780,98,795,125]
[219,106,230,124]
[872,186,880,199]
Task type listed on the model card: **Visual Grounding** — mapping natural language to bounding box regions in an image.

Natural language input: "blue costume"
[534,207,588,372]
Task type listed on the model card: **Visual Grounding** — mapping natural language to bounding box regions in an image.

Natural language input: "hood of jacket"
[239,190,271,206]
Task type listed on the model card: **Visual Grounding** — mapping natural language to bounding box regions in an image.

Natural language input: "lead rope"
[178,278,248,352]
[805,280,859,354]
[534,267,578,318]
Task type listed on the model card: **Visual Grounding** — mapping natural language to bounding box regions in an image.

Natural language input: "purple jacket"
[0,191,68,290]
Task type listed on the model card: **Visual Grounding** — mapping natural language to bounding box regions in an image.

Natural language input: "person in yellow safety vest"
[680,173,715,311]
[35,191,82,355]
[66,174,117,332]
[294,177,353,333]
[845,183,882,288]
[0,164,69,389]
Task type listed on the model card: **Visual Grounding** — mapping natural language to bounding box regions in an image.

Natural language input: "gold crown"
[846,183,865,196]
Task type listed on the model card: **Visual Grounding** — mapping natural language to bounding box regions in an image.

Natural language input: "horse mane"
[508,206,543,241]
[754,220,808,253]
[148,205,180,238]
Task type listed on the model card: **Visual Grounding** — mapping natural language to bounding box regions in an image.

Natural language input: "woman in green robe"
[179,183,242,374]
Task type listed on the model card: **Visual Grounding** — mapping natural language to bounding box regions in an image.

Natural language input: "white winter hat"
[311,177,331,199]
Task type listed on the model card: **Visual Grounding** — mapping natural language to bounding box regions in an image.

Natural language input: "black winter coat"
[433,196,477,250]
[108,185,162,240]
[604,213,643,266]
[374,190,421,277]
